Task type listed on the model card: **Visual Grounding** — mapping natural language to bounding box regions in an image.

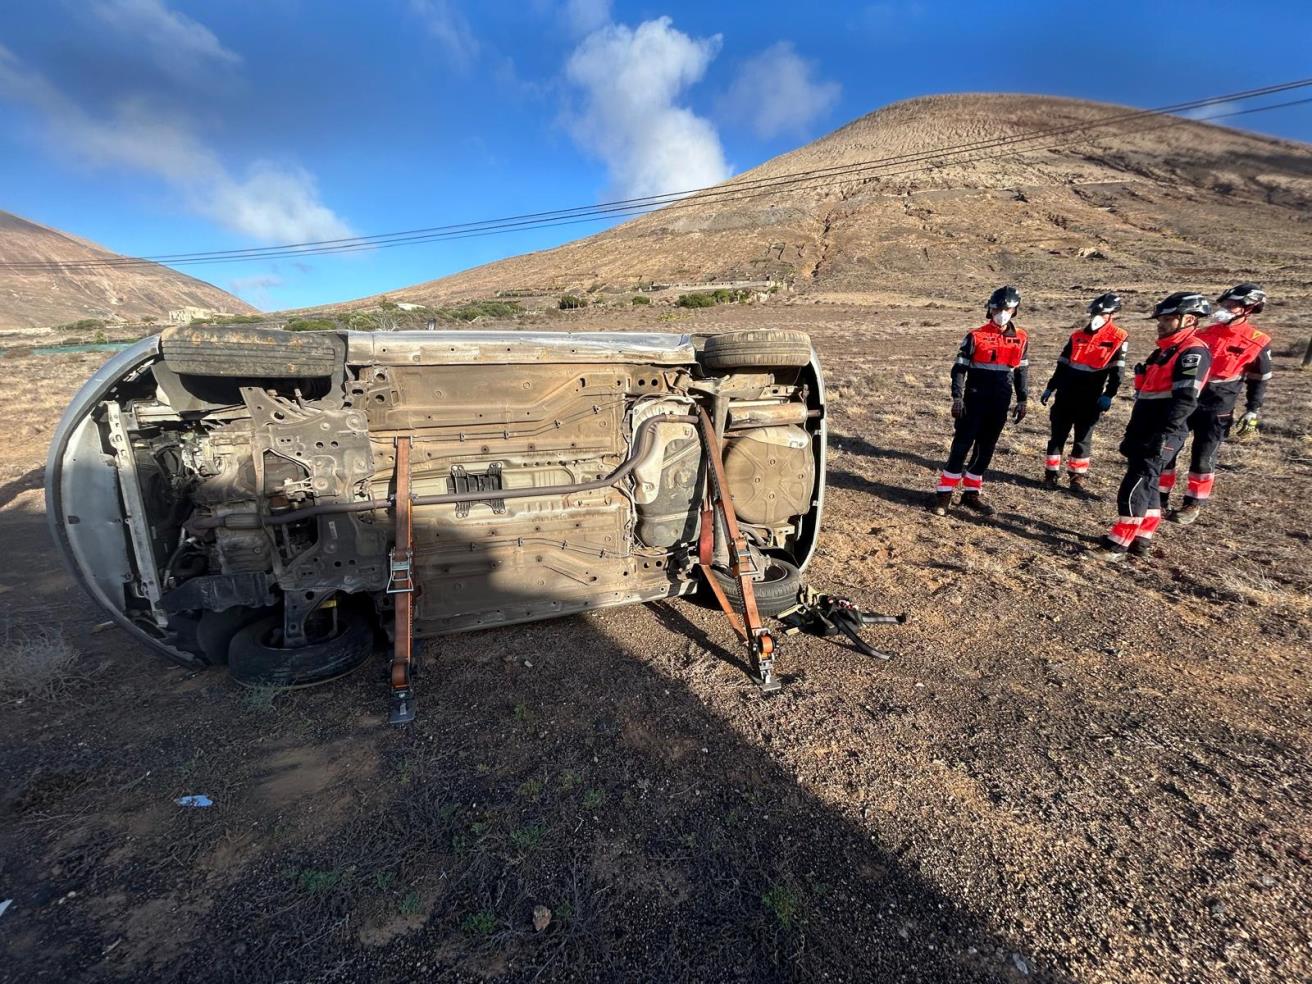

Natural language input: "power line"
[7,82,1307,272]
[5,81,1311,273]
[10,89,1309,273]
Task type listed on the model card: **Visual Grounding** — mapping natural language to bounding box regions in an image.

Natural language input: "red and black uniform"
[936,323,1029,494]
[1160,320,1272,508]
[1044,321,1128,475]
[1105,328,1212,549]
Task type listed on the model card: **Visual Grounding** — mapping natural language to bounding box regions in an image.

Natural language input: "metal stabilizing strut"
[388,436,417,724]
[693,407,780,692]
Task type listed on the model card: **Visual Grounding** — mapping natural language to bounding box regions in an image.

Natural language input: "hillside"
[0,210,257,332]
[359,93,1312,311]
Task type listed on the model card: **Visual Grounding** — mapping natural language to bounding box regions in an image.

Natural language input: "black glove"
[951,399,964,420]
[1011,402,1027,424]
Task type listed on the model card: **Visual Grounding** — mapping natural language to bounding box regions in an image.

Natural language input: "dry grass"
[0,618,81,700]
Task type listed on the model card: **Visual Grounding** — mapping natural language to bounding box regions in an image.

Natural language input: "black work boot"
[960,491,995,516]
[930,491,953,516]
[1086,537,1128,563]
[1168,502,1202,525]
[1043,471,1061,489]
[1128,536,1153,557]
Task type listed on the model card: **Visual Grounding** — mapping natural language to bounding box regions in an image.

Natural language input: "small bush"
[631,295,651,306]
[676,292,716,308]
[763,882,802,929]
[445,300,520,321]
[462,911,497,935]
[285,318,339,332]
[0,621,80,701]
[559,294,587,310]
[51,318,106,333]
[93,329,108,344]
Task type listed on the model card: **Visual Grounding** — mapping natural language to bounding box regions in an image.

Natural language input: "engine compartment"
[46,327,826,678]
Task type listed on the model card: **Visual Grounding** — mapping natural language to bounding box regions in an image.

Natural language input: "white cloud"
[409,0,480,72]
[565,17,730,199]
[562,0,612,36]
[0,45,352,243]
[89,0,240,78]
[718,42,840,139]
[1181,100,1240,122]
[228,272,283,307]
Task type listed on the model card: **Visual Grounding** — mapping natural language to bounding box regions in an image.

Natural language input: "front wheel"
[228,613,376,688]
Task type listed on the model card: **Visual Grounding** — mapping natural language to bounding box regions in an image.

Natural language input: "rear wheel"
[707,557,803,617]
[228,612,375,688]
[700,330,812,370]
[160,325,342,378]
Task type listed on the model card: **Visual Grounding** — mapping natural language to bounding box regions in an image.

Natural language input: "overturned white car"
[46,325,825,714]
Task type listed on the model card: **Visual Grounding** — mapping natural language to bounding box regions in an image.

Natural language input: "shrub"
[445,300,520,321]
[52,318,106,333]
[285,318,339,332]
[676,292,716,308]
[0,620,80,701]
[631,295,651,306]
[559,294,587,310]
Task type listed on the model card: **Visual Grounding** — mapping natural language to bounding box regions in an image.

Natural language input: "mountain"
[0,210,257,332]
[361,93,1312,309]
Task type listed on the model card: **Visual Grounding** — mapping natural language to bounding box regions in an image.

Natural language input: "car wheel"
[708,557,803,617]
[700,330,812,370]
[228,613,376,688]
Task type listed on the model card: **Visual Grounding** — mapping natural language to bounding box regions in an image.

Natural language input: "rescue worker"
[1040,292,1129,491]
[1088,292,1212,562]
[932,285,1029,517]
[1161,283,1273,525]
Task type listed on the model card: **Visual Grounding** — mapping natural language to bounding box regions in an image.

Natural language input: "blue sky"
[2,0,1310,311]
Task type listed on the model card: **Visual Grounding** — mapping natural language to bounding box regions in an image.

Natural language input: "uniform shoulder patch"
[1180,352,1203,371]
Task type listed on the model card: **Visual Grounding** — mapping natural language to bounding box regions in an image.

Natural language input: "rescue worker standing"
[933,286,1029,516]
[1041,292,1129,491]
[1161,283,1273,525]
[1089,292,1212,562]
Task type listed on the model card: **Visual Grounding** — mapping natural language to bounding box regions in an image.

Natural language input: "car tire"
[700,330,812,370]
[228,613,376,688]
[708,557,803,617]
[160,325,342,378]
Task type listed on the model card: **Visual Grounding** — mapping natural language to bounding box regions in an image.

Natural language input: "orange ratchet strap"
[387,436,417,723]
[693,407,778,691]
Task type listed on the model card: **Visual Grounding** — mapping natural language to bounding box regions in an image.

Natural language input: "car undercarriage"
[46,325,827,713]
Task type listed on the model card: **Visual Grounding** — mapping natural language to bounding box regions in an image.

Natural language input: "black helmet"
[1150,292,1211,319]
[1087,292,1122,316]
[986,285,1021,313]
[1216,283,1266,313]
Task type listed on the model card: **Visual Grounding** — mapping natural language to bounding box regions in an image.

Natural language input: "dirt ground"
[1,301,1310,983]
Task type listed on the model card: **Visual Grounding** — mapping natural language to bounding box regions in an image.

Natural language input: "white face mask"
[991,310,1013,327]
[1211,308,1237,324]
[1089,314,1108,330]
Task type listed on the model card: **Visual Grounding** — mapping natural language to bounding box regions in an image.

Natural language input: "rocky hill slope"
[0,210,256,332]
[363,93,1312,311]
